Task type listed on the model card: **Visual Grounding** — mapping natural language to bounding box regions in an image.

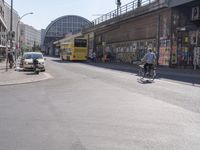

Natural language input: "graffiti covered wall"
[158,9,171,66]
[96,39,156,64]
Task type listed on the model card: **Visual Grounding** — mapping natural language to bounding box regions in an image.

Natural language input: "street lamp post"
[10,0,13,31]
[16,12,33,59]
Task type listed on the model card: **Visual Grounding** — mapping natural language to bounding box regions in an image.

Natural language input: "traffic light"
[7,31,15,40]
[11,31,15,38]
[116,0,121,6]
[138,0,141,7]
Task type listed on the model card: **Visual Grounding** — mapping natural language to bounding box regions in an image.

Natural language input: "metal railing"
[87,0,165,28]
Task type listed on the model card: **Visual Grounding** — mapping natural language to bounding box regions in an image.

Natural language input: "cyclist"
[141,49,156,75]
[7,51,14,68]
[92,51,97,63]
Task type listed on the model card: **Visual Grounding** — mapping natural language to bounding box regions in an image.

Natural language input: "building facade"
[20,23,41,52]
[0,0,7,60]
[169,0,200,69]
[83,0,168,64]
[83,0,200,70]
[4,1,19,45]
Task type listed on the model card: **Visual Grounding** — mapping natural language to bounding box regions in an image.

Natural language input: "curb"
[0,72,54,86]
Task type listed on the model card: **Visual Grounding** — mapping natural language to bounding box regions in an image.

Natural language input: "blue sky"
[5,0,133,30]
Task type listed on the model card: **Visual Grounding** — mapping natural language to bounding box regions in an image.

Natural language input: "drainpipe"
[156,14,161,65]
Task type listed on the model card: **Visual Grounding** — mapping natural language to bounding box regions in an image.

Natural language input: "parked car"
[21,52,46,71]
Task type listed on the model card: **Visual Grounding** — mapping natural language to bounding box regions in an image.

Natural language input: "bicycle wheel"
[138,67,144,79]
[149,69,156,80]
[153,69,156,79]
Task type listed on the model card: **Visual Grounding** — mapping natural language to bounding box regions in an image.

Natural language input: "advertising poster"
[190,31,198,45]
[158,39,171,66]
[194,47,200,69]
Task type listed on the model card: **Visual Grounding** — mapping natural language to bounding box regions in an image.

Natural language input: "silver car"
[22,52,45,71]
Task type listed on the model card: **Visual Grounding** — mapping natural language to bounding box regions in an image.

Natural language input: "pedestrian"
[92,51,97,63]
[7,51,14,68]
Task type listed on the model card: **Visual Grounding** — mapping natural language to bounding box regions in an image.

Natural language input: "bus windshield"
[74,39,87,47]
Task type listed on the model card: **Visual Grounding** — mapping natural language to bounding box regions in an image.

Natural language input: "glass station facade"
[42,15,91,55]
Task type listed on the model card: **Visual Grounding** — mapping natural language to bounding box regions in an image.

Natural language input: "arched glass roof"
[42,15,91,46]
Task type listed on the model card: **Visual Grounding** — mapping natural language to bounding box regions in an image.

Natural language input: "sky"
[5,0,133,30]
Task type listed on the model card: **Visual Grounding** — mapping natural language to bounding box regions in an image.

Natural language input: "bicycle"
[138,63,156,81]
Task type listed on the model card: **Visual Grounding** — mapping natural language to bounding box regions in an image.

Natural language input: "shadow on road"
[137,78,155,84]
[50,57,200,86]
[51,59,69,63]
[0,68,6,71]
[83,62,200,86]
[25,72,39,75]
[51,59,87,64]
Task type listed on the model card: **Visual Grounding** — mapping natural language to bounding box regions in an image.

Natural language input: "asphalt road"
[0,57,200,150]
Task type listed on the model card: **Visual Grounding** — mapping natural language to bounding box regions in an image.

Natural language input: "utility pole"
[6,0,13,71]
[9,0,14,61]
[10,0,13,32]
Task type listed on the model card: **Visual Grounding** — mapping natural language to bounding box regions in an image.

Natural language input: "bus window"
[66,48,72,55]
[74,39,87,47]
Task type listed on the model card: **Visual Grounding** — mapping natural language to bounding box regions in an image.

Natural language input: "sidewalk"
[86,61,200,86]
[0,61,53,86]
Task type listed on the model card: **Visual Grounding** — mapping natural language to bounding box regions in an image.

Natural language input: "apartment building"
[4,1,19,44]
[0,0,7,59]
[20,23,41,51]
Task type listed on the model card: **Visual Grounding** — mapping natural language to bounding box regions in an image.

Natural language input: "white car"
[22,52,45,71]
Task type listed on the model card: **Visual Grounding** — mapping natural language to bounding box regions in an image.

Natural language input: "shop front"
[171,1,200,69]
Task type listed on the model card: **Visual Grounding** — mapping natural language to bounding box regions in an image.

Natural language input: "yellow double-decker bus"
[59,35,88,61]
